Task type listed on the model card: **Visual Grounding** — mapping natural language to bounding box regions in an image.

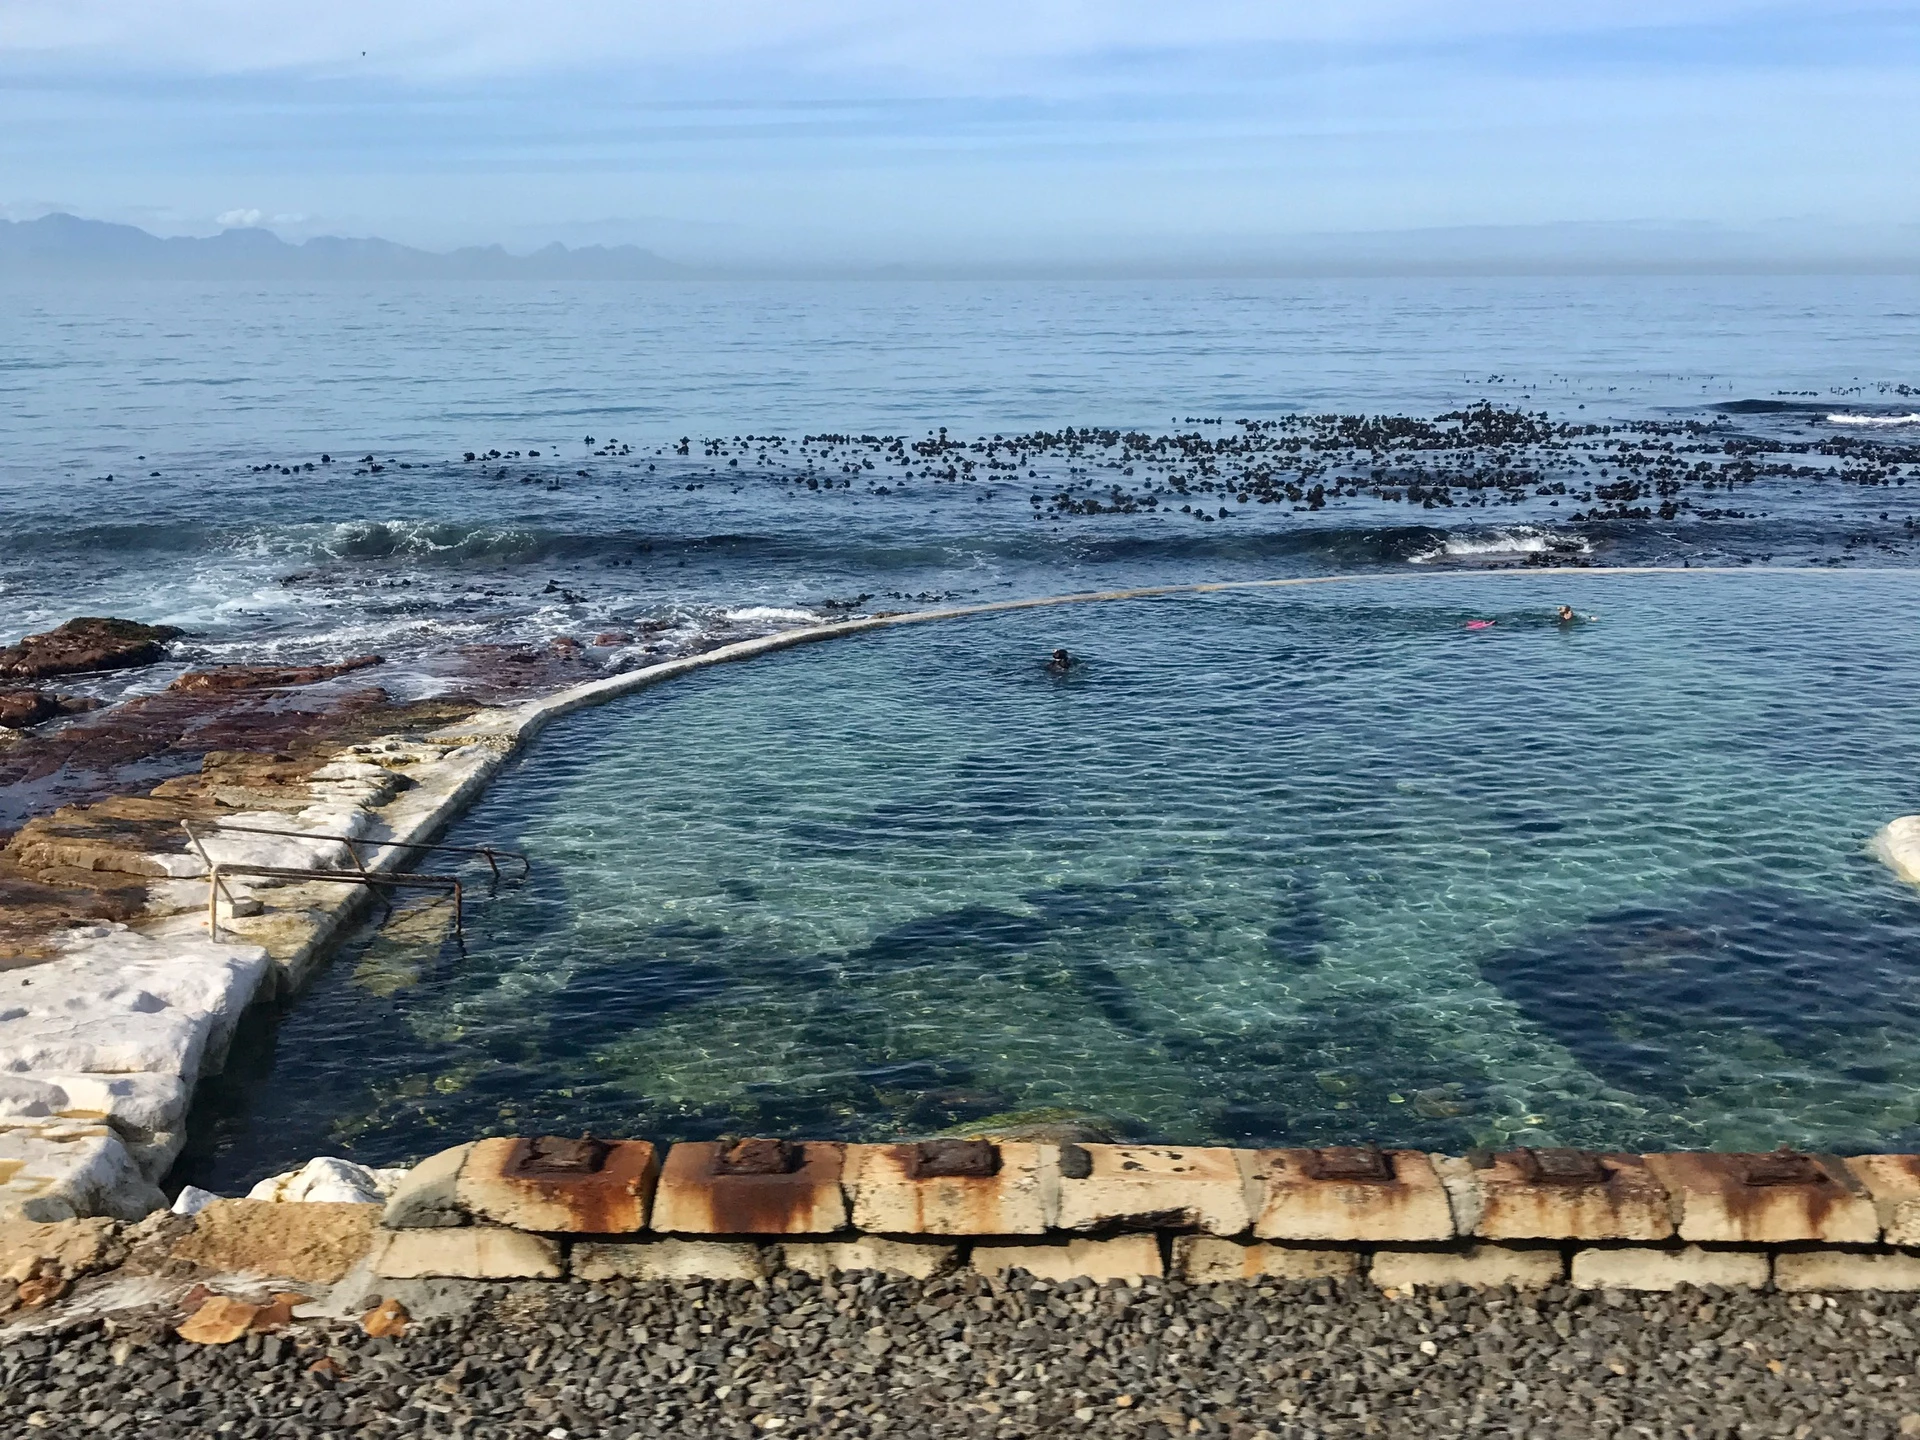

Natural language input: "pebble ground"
[5,1270,1919,1439]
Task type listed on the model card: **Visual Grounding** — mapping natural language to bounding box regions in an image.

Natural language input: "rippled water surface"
[187,571,1920,1187]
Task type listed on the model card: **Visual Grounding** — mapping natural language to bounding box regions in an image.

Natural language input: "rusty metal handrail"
[202,862,462,941]
[181,820,492,941]
[181,820,528,879]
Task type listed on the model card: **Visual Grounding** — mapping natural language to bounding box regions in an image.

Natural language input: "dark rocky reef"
[169,656,383,694]
[0,618,185,680]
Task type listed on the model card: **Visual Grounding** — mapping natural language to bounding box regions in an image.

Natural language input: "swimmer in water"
[1047,647,1075,674]
[1557,605,1576,624]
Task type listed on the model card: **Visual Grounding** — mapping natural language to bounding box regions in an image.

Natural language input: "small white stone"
[172,1184,220,1216]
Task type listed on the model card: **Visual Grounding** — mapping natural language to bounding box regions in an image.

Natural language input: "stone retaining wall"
[14,1139,1920,1324]
[227,1140,1920,1295]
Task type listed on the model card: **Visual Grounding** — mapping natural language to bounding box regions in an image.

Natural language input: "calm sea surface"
[4,275,1920,1185]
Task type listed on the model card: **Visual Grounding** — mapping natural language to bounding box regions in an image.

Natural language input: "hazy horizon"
[4,2,1918,267]
[9,210,1920,278]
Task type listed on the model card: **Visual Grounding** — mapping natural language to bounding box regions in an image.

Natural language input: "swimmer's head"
[1052,648,1070,662]
[1557,605,1574,621]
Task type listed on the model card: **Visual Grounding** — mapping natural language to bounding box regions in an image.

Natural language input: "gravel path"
[5,1270,1919,1439]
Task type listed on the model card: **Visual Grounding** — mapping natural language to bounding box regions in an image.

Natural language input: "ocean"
[4,273,1918,686]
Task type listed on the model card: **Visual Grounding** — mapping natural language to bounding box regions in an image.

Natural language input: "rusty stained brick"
[1641,1151,1878,1245]
[1433,1151,1675,1242]
[844,1141,1054,1235]
[651,1140,848,1235]
[1053,1145,1253,1236]
[1251,1148,1454,1243]
[453,1136,659,1234]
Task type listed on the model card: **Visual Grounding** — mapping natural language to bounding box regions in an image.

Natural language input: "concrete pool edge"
[5,564,1920,1226]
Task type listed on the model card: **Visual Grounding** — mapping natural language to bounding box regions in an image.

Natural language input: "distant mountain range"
[4,212,1918,279]
[0,213,684,278]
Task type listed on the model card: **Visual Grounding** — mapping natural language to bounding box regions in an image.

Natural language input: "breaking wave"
[1407,528,1593,565]
[1827,413,1920,428]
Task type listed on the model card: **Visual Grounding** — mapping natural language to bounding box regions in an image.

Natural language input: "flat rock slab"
[368,1226,562,1281]
[972,1234,1163,1284]
[1774,1249,1920,1292]
[1054,1144,1251,1236]
[1251,1148,1454,1242]
[1571,1244,1772,1291]
[574,1239,771,1282]
[170,1199,379,1284]
[1174,1236,1361,1283]
[844,1141,1053,1236]
[652,1140,848,1235]
[1372,1244,1565,1290]
[1434,1150,1675,1241]
[454,1136,658,1233]
[1643,1152,1878,1244]
[781,1238,958,1280]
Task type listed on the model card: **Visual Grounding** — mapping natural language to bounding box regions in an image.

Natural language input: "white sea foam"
[1826,413,1920,427]
[723,606,820,625]
[1408,528,1591,564]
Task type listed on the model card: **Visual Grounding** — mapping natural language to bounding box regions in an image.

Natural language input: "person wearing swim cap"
[1047,647,1075,674]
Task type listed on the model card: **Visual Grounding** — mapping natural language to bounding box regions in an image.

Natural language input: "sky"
[1,1,1917,264]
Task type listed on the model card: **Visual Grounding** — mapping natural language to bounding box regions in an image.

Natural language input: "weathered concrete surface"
[1174,1236,1361,1283]
[1371,1244,1565,1290]
[1642,1152,1878,1245]
[1570,1244,1771,1291]
[1773,1249,1920,1292]
[1848,1153,1920,1246]
[972,1235,1163,1284]
[169,1199,380,1284]
[1251,1148,1454,1242]
[368,1226,563,1281]
[1054,1144,1252,1236]
[844,1140,1054,1236]
[454,1136,659,1233]
[1434,1150,1675,1242]
[652,1140,848,1235]
[574,1239,771,1282]
[381,1142,474,1229]
[780,1237,958,1280]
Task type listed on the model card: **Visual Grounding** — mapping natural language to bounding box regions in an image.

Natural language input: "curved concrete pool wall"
[6,566,1920,1223]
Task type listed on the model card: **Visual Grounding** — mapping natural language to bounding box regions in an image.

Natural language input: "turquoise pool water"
[190,572,1920,1186]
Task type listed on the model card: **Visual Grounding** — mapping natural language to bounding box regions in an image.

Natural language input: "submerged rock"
[942,1107,1120,1144]
[1480,887,1920,1100]
[0,690,103,730]
[0,618,184,680]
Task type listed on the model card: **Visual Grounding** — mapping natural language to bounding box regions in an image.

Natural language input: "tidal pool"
[185,571,1920,1189]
